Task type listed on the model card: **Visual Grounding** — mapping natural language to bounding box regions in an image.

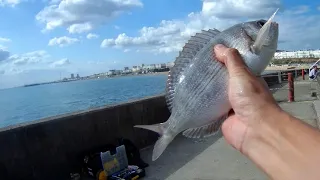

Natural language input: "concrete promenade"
[0,70,313,180]
[140,76,320,180]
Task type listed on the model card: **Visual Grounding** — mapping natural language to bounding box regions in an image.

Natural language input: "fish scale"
[135,13,279,161]
[174,46,228,124]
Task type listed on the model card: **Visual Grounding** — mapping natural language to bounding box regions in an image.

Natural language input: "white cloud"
[0,37,11,42]
[0,0,22,7]
[285,5,309,15]
[317,6,320,11]
[86,33,99,39]
[48,36,79,47]
[7,68,24,74]
[9,50,50,65]
[0,37,11,50]
[0,49,10,61]
[201,0,281,19]
[68,23,93,34]
[114,25,120,30]
[275,13,320,50]
[0,50,52,77]
[101,0,320,53]
[101,20,186,53]
[100,2,241,53]
[48,0,60,4]
[36,0,143,33]
[50,58,70,67]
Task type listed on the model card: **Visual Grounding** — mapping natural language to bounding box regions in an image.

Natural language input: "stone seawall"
[0,69,304,180]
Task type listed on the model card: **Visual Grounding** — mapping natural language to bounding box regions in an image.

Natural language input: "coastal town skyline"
[61,61,174,81]
[1,0,320,88]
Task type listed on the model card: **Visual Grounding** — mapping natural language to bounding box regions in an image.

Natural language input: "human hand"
[213,44,282,154]
[214,44,320,180]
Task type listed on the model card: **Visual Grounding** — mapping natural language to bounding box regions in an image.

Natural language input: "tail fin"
[134,122,174,161]
[134,123,165,135]
[152,135,174,161]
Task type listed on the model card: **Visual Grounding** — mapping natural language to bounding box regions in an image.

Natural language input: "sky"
[0,0,319,89]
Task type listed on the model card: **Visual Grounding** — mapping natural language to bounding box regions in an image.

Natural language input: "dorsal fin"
[178,51,194,58]
[165,29,221,112]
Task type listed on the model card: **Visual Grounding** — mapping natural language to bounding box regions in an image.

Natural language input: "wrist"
[242,106,290,177]
[244,106,320,180]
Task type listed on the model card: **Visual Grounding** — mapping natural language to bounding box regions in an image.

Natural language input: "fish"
[134,9,279,161]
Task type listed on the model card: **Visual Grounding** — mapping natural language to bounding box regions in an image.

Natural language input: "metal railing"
[309,59,320,72]
[262,69,307,102]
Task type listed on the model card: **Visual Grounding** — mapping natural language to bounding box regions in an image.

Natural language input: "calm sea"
[0,74,167,128]
[0,70,279,128]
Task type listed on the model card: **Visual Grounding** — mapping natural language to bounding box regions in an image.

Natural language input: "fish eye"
[257,20,267,27]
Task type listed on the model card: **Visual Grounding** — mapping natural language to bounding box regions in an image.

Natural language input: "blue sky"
[0,0,319,89]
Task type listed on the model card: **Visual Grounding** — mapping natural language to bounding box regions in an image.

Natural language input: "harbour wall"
[0,69,305,180]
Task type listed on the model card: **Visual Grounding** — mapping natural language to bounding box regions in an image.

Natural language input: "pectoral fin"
[182,116,226,139]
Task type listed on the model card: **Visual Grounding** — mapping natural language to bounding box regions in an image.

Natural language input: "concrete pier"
[140,76,320,180]
[0,69,318,180]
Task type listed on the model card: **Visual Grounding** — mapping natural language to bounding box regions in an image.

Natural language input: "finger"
[221,115,247,154]
[214,44,248,73]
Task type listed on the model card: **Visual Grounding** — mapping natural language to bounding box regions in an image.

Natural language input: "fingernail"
[215,44,226,50]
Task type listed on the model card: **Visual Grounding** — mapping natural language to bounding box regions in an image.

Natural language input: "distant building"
[115,70,122,75]
[109,69,117,75]
[76,74,80,79]
[109,69,122,75]
[132,66,141,72]
[155,64,166,69]
[71,73,75,79]
[144,64,156,70]
[166,62,174,68]
[274,50,320,59]
[123,67,132,73]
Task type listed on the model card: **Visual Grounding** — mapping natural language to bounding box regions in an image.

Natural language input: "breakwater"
[0,69,305,180]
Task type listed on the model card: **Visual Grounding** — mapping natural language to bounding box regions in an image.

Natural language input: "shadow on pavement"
[140,131,223,180]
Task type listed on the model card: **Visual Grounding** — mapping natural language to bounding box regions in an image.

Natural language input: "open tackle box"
[100,145,145,180]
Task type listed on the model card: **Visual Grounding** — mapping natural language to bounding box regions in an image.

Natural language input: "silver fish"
[135,9,279,161]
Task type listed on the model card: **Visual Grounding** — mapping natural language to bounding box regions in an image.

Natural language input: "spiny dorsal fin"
[178,51,194,58]
[183,43,202,51]
[182,116,226,139]
[208,29,220,35]
[165,29,221,112]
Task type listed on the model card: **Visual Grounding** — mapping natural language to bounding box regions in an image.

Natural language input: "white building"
[274,50,320,59]
[132,66,141,72]
[166,62,174,68]
[155,63,166,69]
[144,64,156,70]
[109,70,122,75]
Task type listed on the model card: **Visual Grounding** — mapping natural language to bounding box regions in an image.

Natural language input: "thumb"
[221,114,247,153]
[214,44,252,77]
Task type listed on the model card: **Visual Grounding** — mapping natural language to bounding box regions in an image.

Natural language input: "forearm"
[246,108,320,180]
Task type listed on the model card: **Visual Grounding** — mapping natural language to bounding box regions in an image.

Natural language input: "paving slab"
[140,133,267,180]
[312,100,320,129]
[140,102,319,180]
[272,81,318,102]
[140,80,320,180]
[279,102,318,128]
